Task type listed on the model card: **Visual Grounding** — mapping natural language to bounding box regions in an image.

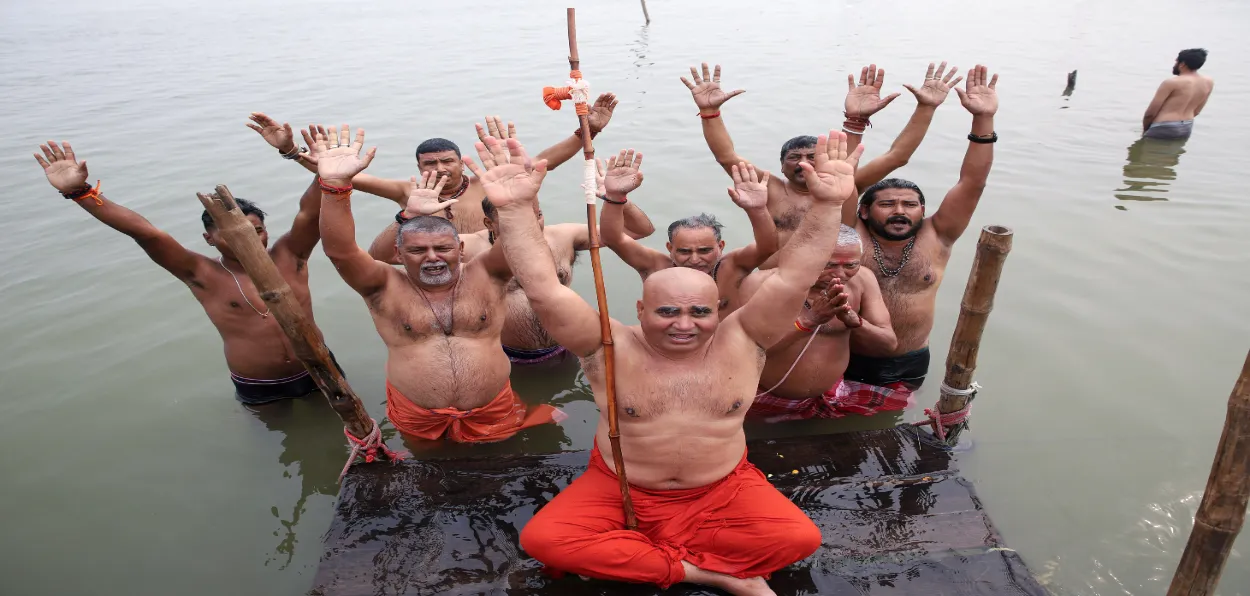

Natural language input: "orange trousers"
[519,443,821,588]
[385,380,564,442]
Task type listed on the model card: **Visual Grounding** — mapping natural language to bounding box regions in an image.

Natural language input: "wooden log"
[566,7,638,531]
[640,0,651,24]
[937,225,1012,442]
[1166,350,1250,596]
[196,185,373,441]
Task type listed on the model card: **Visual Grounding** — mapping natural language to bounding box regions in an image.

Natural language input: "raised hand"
[680,63,745,113]
[463,136,548,209]
[603,149,644,200]
[797,131,865,204]
[594,158,608,197]
[902,61,963,108]
[476,115,517,145]
[955,65,999,116]
[727,162,769,210]
[247,112,296,153]
[313,124,377,186]
[404,171,452,216]
[299,124,329,165]
[800,281,861,329]
[587,93,619,134]
[34,141,90,194]
[845,64,901,119]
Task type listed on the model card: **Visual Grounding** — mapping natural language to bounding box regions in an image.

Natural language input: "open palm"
[587,93,619,133]
[604,149,644,198]
[845,64,901,118]
[955,65,999,116]
[727,162,769,210]
[681,63,744,112]
[34,141,89,193]
[799,131,864,204]
[903,61,963,108]
[464,136,548,208]
[247,112,295,152]
[405,172,451,216]
[314,124,376,184]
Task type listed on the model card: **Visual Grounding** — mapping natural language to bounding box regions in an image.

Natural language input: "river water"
[2,0,1248,594]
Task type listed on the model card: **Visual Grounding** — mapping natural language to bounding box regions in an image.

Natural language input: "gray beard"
[417,263,453,285]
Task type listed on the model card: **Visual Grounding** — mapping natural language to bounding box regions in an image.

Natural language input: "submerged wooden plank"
[310,427,1046,595]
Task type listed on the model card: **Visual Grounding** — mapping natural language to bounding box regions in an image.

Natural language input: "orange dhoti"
[519,443,821,588]
[385,380,566,442]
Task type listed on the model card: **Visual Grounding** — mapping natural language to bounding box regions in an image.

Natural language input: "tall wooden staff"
[542,7,638,530]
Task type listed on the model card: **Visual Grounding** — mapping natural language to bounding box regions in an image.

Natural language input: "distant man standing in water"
[845,65,1000,395]
[312,124,562,442]
[1142,48,1214,139]
[33,132,329,405]
[489,128,864,595]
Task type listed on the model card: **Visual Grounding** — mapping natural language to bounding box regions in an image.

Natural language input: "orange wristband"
[794,319,814,333]
[64,180,104,206]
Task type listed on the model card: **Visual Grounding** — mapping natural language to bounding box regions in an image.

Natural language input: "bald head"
[642,267,718,307]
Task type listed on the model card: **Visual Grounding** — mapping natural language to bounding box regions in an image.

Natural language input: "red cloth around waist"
[749,378,912,421]
[385,380,564,442]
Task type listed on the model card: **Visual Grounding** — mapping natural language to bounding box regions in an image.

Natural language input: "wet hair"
[482,197,497,221]
[779,135,818,160]
[415,138,461,160]
[397,215,459,247]
[1177,48,1208,71]
[202,198,266,231]
[860,178,926,207]
[667,213,723,242]
[836,224,862,250]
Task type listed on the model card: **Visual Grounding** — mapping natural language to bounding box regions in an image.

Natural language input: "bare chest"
[586,340,765,420]
[192,259,311,325]
[371,280,503,343]
[868,237,947,297]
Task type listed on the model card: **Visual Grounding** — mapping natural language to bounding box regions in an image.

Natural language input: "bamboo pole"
[565,7,638,531]
[640,0,651,24]
[197,185,374,441]
[936,225,1012,444]
[1166,350,1250,596]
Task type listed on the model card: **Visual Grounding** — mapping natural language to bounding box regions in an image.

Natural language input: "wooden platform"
[310,426,1047,595]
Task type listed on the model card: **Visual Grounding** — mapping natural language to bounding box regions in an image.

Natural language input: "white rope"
[756,325,822,397]
[581,159,598,204]
[939,381,982,397]
[568,78,591,104]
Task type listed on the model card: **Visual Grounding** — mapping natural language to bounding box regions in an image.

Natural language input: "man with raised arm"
[599,151,777,317]
[311,124,561,441]
[250,94,619,236]
[683,61,963,242]
[33,135,328,404]
[474,126,862,594]
[845,66,1000,394]
[741,225,899,421]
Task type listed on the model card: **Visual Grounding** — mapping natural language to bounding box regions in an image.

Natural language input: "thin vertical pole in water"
[1167,350,1250,596]
[640,0,651,24]
[937,225,1012,443]
[565,7,638,531]
[196,185,374,441]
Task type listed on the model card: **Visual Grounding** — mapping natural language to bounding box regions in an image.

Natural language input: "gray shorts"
[1144,120,1193,139]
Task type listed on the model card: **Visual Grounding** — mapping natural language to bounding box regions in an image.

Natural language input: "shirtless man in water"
[600,150,778,317]
[33,133,329,404]
[686,61,964,248]
[477,128,863,594]
[845,65,1000,394]
[742,225,897,421]
[1142,48,1214,139]
[313,125,560,442]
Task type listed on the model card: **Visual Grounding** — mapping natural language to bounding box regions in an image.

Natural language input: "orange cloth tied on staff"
[542,70,590,114]
[385,380,565,442]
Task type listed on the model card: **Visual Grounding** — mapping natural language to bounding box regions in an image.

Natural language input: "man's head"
[666,213,725,274]
[202,198,268,260]
[859,178,925,241]
[636,267,720,354]
[481,197,544,244]
[814,225,864,290]
[1174,48,1208,75]
[779,135,818,186]
[415,138,464,190]
[397,215,463,287]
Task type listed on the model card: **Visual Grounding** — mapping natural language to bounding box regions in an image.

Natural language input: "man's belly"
[759,339,849,399]
[879,289,939,355]
[220,323,306,380]
[599,421,747,490]
[385,336,511,410]
[501,291,556,350]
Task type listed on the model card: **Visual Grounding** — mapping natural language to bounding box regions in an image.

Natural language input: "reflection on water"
[1114,136,1190,204]
[245,397,349,569]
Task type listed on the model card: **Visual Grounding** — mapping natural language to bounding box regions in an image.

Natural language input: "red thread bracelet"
[319,180,353,194]
[794,319,814,333]
[698,111,721,120]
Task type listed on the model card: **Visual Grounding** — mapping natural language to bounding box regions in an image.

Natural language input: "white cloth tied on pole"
[568,78,591,104]
[582,159,598,204]
[939,381,981,397]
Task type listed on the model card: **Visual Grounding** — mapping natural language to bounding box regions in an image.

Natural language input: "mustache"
[422,260,448,268]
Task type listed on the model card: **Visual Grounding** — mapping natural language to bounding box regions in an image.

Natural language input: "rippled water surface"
[2,0,1248,594]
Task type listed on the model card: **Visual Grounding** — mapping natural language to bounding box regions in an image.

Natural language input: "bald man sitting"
[466,129,863,595]
[741,225,899,421]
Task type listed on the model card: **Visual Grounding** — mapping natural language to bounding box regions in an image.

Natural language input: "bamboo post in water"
[1166,350,1250,596]
[196,185,374,442]
[935,225,1012,444]
[640,0,651,24]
